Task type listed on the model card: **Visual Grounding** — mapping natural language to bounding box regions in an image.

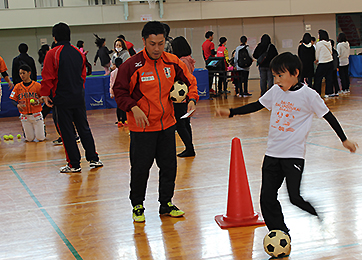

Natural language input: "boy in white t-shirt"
[217,52,357,237]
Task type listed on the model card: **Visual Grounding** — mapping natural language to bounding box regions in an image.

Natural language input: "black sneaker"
[159,202,185,217]
[243,92,252,97]
[53,137,62,145]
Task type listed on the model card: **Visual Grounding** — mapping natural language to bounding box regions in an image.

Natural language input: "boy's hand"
[343,139,358,153]
[110,93,114,99]
[17,103,25,112]
[215,108,230,117]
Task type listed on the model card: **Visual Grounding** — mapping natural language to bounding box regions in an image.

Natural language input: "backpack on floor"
[237,46,252,68]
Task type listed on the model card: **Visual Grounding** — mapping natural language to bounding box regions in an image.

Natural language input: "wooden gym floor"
[1,79,362,260]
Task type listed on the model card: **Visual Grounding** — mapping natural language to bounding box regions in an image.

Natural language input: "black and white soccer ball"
[263,230,291,258]
[170,81,188,103]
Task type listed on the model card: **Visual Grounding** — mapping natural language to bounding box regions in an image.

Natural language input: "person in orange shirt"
[0,55,14,108]
[114,21,199,223]
[10,64,45,142]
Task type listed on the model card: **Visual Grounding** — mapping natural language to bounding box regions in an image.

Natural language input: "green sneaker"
[159,202,185,217]
[132,205,145,223]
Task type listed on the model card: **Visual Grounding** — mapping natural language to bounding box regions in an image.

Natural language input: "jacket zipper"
[154,60,164,130]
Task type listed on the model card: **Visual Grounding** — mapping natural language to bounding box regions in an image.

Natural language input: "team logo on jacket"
[141,76,155,82]
[164,67,171,78]
[135,61,142,67]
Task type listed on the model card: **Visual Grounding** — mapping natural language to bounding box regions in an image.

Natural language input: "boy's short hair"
[270,52,302,77]
[18,43,28,54]
[19,64,32,72]
[115,57,123,68]
[141,21,165,40]
[205,31,214,39]
[52,22,71,42]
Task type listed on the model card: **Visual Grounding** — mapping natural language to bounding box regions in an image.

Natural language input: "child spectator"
[94,34,113,75]
[336,33,350,94]
[38,44,50,71]
[171,36,196,157]
[330,39,340,97]
[109,57,127,127]
[77,40,92,75]
[234,35,253,97]
[216,37,230,94]
[216,52,357,237]
[10,64,45,142]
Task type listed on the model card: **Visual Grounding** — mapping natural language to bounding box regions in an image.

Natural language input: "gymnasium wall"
[0,13,351,79]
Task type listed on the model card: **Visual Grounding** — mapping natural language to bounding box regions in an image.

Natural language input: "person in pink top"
[171,36,196,157]
[109,57,127,127]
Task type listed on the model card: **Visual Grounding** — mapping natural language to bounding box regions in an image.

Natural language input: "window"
[0,0,9,9]
[336,13,362,48]
[34,0,63,7]
[88,0,117,5]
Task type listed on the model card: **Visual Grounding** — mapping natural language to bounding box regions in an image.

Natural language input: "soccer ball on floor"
[263,230,291,258]
[170,81,188,103]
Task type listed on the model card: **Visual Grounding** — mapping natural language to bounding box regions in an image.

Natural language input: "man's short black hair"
[118,34,125,40]
[19,64,32,72]
[18,43,28,54]
[205,31,214,39]
[270,52,302,78]
[141,21,165,39]
[52,22,71,42]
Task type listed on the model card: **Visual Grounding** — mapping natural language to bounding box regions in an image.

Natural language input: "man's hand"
[131,106,149,128]
[343,139,358,153]
[41,96,53,107]
[187,100,196,117]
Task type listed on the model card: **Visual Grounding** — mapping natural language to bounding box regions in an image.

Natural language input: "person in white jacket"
[337,33,350,94]
[313,29,334,97]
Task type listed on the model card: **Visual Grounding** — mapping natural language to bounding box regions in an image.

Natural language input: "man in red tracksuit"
[41,22,103,173]
[113,21,199,223]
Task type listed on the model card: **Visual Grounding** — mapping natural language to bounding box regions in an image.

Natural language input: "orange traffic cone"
[215,137,265,229]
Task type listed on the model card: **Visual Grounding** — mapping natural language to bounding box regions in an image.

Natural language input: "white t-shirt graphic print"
[259,84,329,159]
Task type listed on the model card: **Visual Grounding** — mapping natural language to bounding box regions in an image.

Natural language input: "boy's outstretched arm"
[323,111,358,153]
[216,100,264,117]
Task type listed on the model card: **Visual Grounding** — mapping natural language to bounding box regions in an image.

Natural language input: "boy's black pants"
[260,155,318,234]
[129,125,177,207]
[55,104,99,168]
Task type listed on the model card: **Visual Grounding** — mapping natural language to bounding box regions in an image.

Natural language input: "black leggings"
[260,155,318,233]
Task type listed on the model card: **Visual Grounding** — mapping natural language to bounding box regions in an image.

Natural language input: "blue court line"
[9,165,83,260]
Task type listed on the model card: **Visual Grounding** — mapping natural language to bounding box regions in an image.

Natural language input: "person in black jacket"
[253,34,278,96]
[12,43,37,85]
[298,33,315,88]
[40,22,103,173]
